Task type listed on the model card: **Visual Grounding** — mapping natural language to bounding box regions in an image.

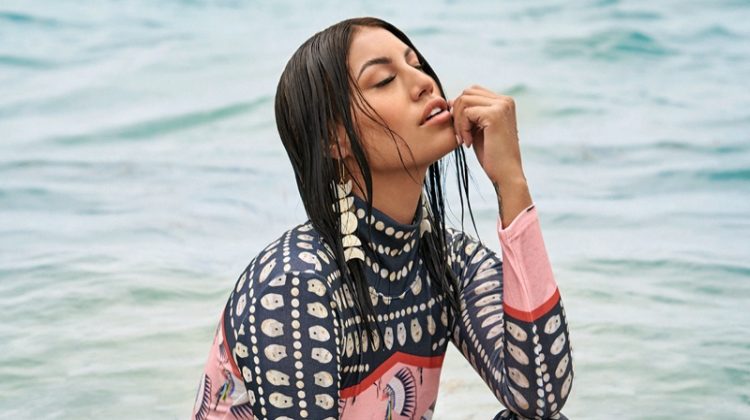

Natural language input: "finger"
[451,94,495,144]
[454,93,496,107]
[462,106,492,146]
[458,105,489,147]
[462,85,500,98]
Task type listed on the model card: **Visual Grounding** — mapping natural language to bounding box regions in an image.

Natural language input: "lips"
[419,97,449,126]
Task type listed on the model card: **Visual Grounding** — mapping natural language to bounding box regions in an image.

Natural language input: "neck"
[350,167,427,225]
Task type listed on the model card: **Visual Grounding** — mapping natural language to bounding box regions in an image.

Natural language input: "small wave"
[0,10,89,29]
[658,167,750,183]
[407,26,443,37]
[0,11,61,27]
[608,9,662,21]
[532,139,749,166]
[542,106,606,117]
[544,28,677,61]
[46,96,271,145]
[579,257,750,278]
[693,24,742,40]
[0,54,56,69]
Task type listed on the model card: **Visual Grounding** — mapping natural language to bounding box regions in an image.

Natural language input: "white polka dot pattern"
[192,197,573,420]
[445,227,574,420]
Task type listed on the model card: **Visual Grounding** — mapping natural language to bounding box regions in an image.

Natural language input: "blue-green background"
[1,1,748,418]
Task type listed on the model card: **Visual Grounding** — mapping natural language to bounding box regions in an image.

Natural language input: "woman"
[192,17,573,420]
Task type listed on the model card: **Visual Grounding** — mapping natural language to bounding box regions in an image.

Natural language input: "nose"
[409,66,434,101]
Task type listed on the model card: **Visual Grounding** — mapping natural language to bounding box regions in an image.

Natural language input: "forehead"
[347,26,413,68]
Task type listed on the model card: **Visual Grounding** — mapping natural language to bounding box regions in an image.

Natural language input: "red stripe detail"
[220,311,242,377]
[503,287,560,322]
[339,352,445,399]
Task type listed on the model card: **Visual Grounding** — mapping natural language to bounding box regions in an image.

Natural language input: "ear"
[329,124,351,161]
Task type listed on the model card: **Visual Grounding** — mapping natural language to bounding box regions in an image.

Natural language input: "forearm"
[491,170,532,229]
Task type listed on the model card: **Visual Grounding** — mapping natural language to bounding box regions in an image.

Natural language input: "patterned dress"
[192,194,574,419]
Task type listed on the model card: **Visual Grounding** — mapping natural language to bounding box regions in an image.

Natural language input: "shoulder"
[444,225,483,259]
[229,221,341,314]
[443,225,502,276]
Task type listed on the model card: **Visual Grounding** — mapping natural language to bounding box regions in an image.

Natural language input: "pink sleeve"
[497,204,560,322]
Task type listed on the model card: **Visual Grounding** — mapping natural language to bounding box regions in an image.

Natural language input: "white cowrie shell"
[507,342,529,365]
[397,322,407,346]
[506,321,528,342]
[508,367,530,388]
[314,371,334,387]
[487,323,504,340]
[371,330,380,350]
[545,314,562,335]
[307,302,328,318]
[476,294,501,306]
[268,274,286,287]
[481,313,503,329]
[269,392,293,408]
[384,327,393,349]
[551,332,566,355]
[309,325,330,341]
[316,249,330,264]
[411,318,422,342]
[234,342,249,358]
[261,319,284,337]
[298,252,321,271]
[561,371,573,398]
[265,369,290,386]
[345,333,354,357]
[556,354,570,379]
[476,304,502,318]
[311,347,333,363]
[474,280,500,295]
[264,344,287,362]
[315,394,335,410]
[260,293,284,310]
[508,386,529,410]
[258,260,276,283]
[307,279,326,296]
[235,293,247,316]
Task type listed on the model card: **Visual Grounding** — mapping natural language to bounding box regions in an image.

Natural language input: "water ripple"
[544,28,678,60]
[45,97,271,144]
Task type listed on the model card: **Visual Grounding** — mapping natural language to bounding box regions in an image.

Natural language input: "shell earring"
[419,191,432,237]
[334,159,365,262]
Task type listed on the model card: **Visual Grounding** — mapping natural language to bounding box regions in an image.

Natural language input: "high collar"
[350,194,426,289]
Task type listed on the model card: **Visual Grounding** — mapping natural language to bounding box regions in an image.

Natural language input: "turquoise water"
[1,0,749,418]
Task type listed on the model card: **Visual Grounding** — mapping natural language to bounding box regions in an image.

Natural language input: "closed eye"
[374,64,426,88]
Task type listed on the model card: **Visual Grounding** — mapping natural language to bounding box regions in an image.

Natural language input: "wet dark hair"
[274,16,478,357]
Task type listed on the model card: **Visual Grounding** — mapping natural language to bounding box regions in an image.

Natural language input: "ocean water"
[1,0,749,418]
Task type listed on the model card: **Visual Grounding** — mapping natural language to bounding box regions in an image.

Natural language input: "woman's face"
[344,26,457,175]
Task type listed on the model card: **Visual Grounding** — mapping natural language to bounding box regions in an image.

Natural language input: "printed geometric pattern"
[192,197,573,419]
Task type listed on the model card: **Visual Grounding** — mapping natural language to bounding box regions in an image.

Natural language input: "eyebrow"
[357,46,415,81]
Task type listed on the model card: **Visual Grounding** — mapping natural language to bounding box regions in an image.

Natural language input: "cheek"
[359,98,410,141]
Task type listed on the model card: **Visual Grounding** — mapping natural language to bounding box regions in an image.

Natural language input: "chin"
[422,132,459,165]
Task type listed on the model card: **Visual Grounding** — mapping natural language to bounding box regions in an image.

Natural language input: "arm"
[226,270,342,420]
[446,202,574,419]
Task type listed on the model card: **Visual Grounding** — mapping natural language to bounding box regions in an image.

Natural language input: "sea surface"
[1,1,749,418]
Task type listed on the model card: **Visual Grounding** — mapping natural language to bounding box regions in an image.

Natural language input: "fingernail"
[455,134,460,145]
